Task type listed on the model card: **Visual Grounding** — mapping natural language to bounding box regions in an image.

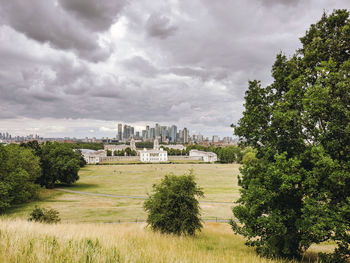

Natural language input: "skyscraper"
[118,123,122,140]
[155,123,160,138]
[183,128,189,143]
[170,125,177,143]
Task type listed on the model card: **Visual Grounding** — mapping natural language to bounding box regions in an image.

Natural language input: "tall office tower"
[160,126,167,139]
[178,129,182,142]
[150,128,155,139]
[142,130,147,139]
[136,131,140,139]
[197,134,204,142]
[183,128,189,143]
[155,123,160,138]
[170,125,177,143]
[146,125,150,139]
[123,125,130,139]
[118,123,122,140]
[212,135,219,143]
[131,126,135,137]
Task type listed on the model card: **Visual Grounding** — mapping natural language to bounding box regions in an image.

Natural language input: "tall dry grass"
[0,219,316,263]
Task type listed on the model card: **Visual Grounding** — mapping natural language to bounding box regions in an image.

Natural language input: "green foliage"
[241,148,257,165]
[144,171,204,236]
[113,147,137,156]
[28,205,60,224]
[135,142,153,149]
[106,149,112,156]
[75,150,87,167]
[38,142,80,188]
[0,144,41,212]
[69,142,104,151]
[161,147,186,156]
[231,10,350,261]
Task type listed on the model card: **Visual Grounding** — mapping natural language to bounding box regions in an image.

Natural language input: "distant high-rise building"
[183,128,189,143]
[197,134,204,142]
[118,123,122,140]
[146,125,150,139]
[170,125,177,143]
[155,123,159,137]
[150,128,155,139]
[212,135,219,143]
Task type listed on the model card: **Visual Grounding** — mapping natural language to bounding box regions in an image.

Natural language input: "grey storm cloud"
[58,0,128,31]
[0,0,349,137]
[145,13,178,39]
[0,0,126,62]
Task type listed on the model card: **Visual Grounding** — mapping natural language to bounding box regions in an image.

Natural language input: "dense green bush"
[28,206,61,224]
[144,171,203,236]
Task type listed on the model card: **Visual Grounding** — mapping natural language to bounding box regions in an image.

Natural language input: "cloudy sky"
[0,0,349,138]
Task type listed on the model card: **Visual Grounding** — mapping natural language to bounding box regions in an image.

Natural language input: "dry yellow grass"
[0,218,303,263]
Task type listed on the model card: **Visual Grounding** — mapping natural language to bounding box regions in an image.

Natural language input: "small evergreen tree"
[144,171,204,236]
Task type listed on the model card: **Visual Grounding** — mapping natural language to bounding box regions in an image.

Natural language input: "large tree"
[231,10,350,261]
[0,144,41,211]
[38,142,80,188]
[144,171,204,236]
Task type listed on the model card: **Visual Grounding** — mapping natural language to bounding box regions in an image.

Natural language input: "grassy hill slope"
[0,219,309,263]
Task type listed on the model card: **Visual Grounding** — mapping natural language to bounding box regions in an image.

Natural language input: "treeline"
[161,147,187,156]
[135,142,153,149]
[106,148,137,156]
[68,142,104,151]
[0,141,84,212]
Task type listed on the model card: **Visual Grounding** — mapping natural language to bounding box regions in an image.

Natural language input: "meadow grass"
[0,218,318,263]
[4,164,239,223]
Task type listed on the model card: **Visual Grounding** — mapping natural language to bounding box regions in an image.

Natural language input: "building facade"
[189,150,218,163]
[139,138,168,162]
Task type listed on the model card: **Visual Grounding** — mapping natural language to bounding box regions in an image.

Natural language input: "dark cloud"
[58,0,128,31]
[145,13,177,39]
[0,0,124,61]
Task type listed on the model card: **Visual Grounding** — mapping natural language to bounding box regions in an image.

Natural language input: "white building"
[139,138,168,163]
[165,144,186,151]
[80,149,107,164]
[189,150,218,163]
[139,148,168,162]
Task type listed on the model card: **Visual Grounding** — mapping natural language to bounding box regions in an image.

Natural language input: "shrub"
[144,170,204,236]
[28,206,61,224]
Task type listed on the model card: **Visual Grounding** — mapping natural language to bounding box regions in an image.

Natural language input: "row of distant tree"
[106,148,137,156]
[0,141,84,212]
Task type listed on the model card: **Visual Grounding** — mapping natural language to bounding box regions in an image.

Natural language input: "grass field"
[3,164,240,223]
[0,218,328,263]
[1,164,334,262]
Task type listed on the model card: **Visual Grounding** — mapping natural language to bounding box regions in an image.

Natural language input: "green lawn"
[3,164,240,223]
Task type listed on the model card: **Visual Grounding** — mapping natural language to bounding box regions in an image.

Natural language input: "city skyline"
[0,121,233,143]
